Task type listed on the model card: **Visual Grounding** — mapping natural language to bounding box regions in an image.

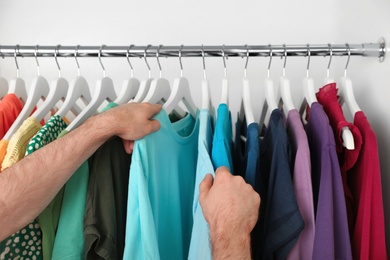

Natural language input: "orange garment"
[0,140,9,173]
[0,94,24,139]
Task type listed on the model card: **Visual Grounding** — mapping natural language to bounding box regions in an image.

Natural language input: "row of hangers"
[241,43,360,150]
[0,44,360,150]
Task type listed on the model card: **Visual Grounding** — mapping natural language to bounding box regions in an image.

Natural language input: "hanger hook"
[344,43,351,77]
[35,45,40,76]
[267,44,273,78]
[222,44,227,78]
[244,44,249,78]
[0,44,4,60]
[282,44,287,77]
[179,44,183,77]
[327,43,333,78]
[306,43,311,78]
[14,45,20,78]
[144,44,151,78]
[127,44,134,78]
[99,45,106,77]
[74,45,81,76]
[202,45,207,80]
[156,45,163,78]
[55,44,61,78]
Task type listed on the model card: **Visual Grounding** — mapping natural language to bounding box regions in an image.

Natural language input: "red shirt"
[0,94,24,139]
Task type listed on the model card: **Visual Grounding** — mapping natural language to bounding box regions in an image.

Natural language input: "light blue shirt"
[188,109,214,260]
[211,103,233,172]
[123,110,199,260]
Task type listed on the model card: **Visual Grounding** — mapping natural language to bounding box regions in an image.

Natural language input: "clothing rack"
[0,39,386,61]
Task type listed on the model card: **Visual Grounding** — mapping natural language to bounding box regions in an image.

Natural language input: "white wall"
[1,0,390,251]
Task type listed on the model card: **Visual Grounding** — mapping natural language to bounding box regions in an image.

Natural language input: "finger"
[199,174,214,204]
[122,139,133,154]
[214,166,231,181]
[148,119,161,133]
[146,103,163,117]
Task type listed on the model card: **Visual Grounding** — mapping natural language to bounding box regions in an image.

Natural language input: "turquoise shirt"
[188,109,214,260]
[123,110,199,260]
[52,103,118,260]
[211,104,233,172]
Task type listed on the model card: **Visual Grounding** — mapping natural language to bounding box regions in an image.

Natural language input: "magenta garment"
[286,109,315,260]
[304,103,352,260]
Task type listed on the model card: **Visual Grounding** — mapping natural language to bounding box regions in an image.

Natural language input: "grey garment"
[84,136,132,260]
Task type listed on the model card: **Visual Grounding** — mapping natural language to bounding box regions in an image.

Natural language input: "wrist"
[210,224,251,260]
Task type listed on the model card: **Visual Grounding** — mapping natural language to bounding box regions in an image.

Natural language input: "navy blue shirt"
[256,109,304,260]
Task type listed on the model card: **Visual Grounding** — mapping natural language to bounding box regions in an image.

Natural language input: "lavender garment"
[304,103,352,260]
[286,109,315,260]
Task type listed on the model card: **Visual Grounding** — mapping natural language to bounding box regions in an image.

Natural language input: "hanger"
[259,44,278,128]
[32,45,69,122]
[201,45,212,110]
[324,43,335,84]
[131,45,153,103]
[279,44,295,114]
[142,45,172,104]
[66,45,117,131]
[7,45,28,104]
[240,44,255,127]
[163,45,197,118]
[3,45,50,141]
[55,45,92,118]
[114,45,140,104]
[0,45,9,99]
[220,45,229,106]
[299,44,318,115]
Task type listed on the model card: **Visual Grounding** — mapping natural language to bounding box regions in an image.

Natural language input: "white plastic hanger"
[66,45,117,131]
[338,44,359,150]
[56,45,92,118]
[4,46,50,141]
[32,45,69,122]
[259,45,278,128]
[279,44,295,114]
[163,45,197,118]
[299,44,318,115]
[131,45,153,103]
[240,45,255,126]
[143,45,172,104]
[114,45,140,104]
[0,46,9,99]
[220,45,229,106]
[201,45,212,111]
[7,46,28,104]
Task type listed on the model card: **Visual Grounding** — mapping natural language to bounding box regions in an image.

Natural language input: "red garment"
[350,112,387,260]
[0,94,24,139]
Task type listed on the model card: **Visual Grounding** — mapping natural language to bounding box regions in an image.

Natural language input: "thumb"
[199,174,213,204]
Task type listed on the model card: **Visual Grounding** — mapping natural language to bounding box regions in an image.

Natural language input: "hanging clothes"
[52,102,118,260]
[256,109,304,260]
[0,115,67,260]
[304,102,352,260]
[188,108,214,260]
[123,110,199,260]
[211,103,233,172]
[316,83,387,259]
[84,135,131,260]
[285,109,315,260]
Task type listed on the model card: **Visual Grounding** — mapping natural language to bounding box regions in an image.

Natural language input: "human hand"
[199,166,260,259]
[104,102,162,154]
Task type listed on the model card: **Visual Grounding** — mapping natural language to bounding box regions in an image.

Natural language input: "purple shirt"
[286,109,315,260]
[304,103,352,260]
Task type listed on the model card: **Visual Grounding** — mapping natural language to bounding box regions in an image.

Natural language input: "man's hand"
[199,166,260,259]
[103,102,162,154]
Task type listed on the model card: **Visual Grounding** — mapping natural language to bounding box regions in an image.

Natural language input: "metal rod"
[0,41,386,61]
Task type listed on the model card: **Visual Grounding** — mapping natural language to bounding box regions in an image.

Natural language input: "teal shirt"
[188,109,214,260]
[52,103,118,260]
[123,110,199,260]
[211,104,233,172]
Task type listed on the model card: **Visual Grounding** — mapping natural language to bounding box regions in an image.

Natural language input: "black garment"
[256,109,304,260]
[84,137,132,260]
